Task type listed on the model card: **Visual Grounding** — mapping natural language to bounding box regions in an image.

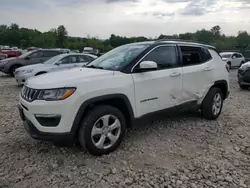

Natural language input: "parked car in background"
[0,47,22,58]
[18,40,229,155]
[83,47,100,56]
[220,52,245,68]
[0,53,7,60]
[238,61,250,89]
[14,53,97,85]
[27,47,40,51]
[0,49,64,76]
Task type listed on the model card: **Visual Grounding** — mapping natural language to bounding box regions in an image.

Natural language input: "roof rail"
[156,39,211,46]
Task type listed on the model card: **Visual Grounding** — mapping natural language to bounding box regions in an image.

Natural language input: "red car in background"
[0,48,22,58]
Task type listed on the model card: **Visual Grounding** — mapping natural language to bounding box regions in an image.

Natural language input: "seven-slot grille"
[21,86,41,102]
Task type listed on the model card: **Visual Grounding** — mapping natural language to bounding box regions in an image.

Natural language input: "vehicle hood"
[0,57,17,64]
[239,61,250,70]
[26,67,114,89]
[17,63,48,71]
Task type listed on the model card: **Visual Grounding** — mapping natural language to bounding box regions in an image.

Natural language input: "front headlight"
[37,88,76,101]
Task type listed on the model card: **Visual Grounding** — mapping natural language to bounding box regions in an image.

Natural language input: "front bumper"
[18,104,75,143]
[0,65,9,74]
[18,93,80,142]
[238,69,250,85]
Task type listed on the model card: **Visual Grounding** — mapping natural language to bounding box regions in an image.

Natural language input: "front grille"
[21,86,41,102]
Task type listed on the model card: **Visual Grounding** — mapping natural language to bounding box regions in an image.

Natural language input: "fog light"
[35,114,61,127]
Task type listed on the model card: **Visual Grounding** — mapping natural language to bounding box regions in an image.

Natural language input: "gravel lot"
[0,69,250,188]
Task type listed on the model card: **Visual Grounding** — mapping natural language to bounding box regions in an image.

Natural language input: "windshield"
[19,50,36,58]
[86,43,150,70]
[220,54,232,58]
[43,54,66,64]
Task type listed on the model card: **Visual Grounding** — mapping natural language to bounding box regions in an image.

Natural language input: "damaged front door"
[132,45,183,117]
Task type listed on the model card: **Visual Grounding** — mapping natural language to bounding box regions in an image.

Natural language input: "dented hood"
[26,67,114,89]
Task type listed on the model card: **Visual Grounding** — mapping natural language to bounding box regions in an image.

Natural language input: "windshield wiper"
[84,65,103,69]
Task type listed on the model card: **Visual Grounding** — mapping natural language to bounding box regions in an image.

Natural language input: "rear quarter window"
[201,48,212,62]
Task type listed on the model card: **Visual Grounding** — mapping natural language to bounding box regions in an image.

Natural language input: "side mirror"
[135,61,158,72]
[55,61,62,66]
[25,56,30,60]
[232,56,236,59]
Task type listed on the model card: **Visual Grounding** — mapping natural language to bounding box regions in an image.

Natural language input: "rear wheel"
[78,105,126,156]
[201,87,223,120]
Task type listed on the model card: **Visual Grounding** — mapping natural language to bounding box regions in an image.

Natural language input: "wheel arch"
[70,94,135,137]
[35,71,47,76]
[211,80,229,100]
[9,64,22,75]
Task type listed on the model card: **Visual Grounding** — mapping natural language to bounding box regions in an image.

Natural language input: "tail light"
[225,64,230,72]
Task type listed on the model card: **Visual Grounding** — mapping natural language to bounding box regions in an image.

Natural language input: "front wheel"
[78,105,126,156]
[10,65,21,77]
[201,87,223,120]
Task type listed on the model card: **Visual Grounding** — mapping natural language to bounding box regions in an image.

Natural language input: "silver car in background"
[14,53,97,85]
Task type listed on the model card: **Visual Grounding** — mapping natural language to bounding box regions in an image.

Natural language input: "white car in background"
[220,52,245,68]
[14,53,97,85]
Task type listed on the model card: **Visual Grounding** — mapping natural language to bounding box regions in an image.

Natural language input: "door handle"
[203,67,212,71]
[170,72,181,77]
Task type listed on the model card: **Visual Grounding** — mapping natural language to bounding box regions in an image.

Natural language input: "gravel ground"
[0,69,250,188]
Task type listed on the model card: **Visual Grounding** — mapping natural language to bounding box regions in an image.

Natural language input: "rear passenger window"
[78,55,91,63]
[235,54,242,58]
[43,51,60,57]
[180,46,212,66]
[142,46,177,69]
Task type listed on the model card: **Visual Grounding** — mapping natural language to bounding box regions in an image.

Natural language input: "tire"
[239,84,249,90]
[10,65,21,77]
[227,62,231,69]
[78,105,126,156]
[201,87,223,120]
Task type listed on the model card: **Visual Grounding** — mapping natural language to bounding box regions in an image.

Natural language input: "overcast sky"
[1,0,250,38]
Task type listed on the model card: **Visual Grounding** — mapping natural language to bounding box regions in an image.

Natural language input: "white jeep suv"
[220,52,245,68]
[18,40,230,156]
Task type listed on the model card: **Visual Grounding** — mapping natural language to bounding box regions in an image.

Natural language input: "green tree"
[56,25,68,48]
[211,25,221,36]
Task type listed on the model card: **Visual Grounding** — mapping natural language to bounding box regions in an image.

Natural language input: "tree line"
[0,24,250,52]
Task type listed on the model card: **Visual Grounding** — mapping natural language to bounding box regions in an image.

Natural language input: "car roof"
[56,53,97,58]
[220,52,241,54]
[155,40,216,49]
[129,40,216,50]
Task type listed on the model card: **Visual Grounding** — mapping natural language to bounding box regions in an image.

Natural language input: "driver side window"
[142,46,177,69]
